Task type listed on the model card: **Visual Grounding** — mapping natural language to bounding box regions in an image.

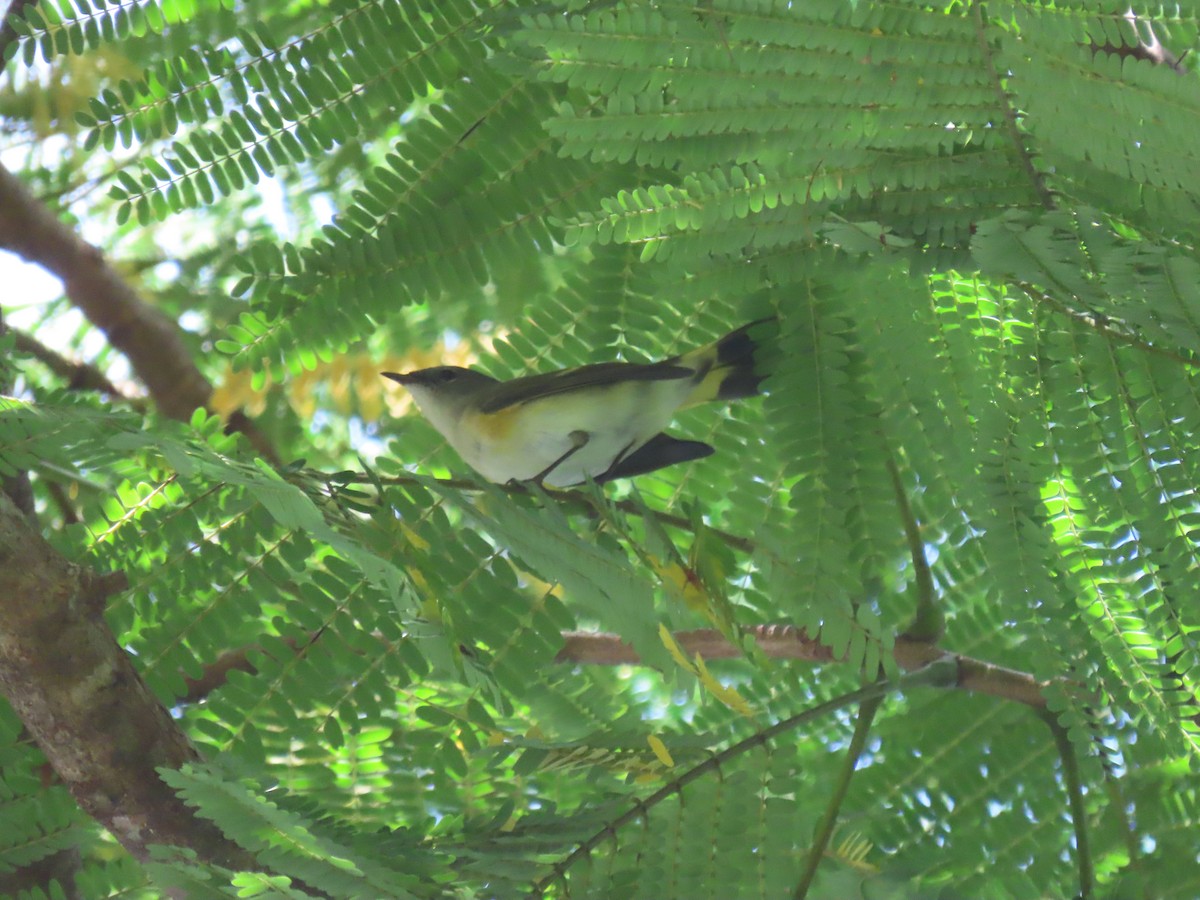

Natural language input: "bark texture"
[0,494,252,869]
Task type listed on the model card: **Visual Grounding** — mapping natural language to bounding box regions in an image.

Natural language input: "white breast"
[456,379,695,486]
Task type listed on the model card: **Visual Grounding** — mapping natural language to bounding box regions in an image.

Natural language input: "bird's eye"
[433,368,458,383]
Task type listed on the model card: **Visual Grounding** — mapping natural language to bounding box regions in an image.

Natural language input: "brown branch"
[556,626,1051,710]
[557,624,835,665]
[0,493,253,870]
[11,327,145,404]
[180,635,305,704]
[0,161,279,463]
[181,646,261,705]
[0,162,208,419]
[0,847,82,900]
[44,478,80,524]
[0,0,36,63]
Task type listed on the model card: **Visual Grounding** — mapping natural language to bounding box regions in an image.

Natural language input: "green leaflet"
[434,480,672,672]
[159,763,424,898]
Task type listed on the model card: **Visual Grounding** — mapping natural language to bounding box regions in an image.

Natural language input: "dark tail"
[679,317,774,405]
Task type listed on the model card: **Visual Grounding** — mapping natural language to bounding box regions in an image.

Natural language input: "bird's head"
[382,367,498,423]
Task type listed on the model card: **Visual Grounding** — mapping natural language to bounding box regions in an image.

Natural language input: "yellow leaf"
[400,523,430,552]
[648,555,710,616]
[694,654,754,718]
[647,735,675,768]
[417,592,440,621]
[659,624,697,675]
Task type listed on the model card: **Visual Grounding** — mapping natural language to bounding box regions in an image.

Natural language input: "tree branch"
[0,0,35,63]
[0,464,36,522]
[12,327,145,404]
[0,162,209,419]
[180,636,305,705]
[0,493,253,870]
[0,251,76,899]
[530,680,902,898]
[794,692,883,899]
[1042,711,1096,900]
[556,627,1051,710]
[44,478,81,524]
[0,160,278,462]
[337,472,757,554]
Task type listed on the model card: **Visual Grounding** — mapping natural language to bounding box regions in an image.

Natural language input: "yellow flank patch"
[468,405,521,441]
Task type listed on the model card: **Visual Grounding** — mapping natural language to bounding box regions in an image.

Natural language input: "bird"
[382,319,771,488]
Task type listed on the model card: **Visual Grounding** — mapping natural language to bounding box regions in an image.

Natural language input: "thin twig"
[44,480,79,525]
[337,472,757,554]
[1019,281,1200,370]
[884,448,942,641]
[179,635,309,704]
[1042,711,1096,900]
[528,680,904,898]
[793,692,884,899]
[973,2,1056,211]
[1088,10,1188,75]
[12,328,145,405]
[609,495,753,555]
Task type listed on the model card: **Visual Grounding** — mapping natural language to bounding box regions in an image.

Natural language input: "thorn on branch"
[1088,10,1189,75]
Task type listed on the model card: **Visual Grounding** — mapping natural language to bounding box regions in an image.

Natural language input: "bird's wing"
[477,362,694,414]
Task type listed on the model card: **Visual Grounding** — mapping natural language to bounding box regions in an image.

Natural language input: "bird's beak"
[381,372,415,386]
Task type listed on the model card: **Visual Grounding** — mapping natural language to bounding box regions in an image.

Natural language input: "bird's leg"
[597,438,638,482]
[528,430,590,487]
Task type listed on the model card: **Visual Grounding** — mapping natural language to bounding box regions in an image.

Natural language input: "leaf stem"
[1041,711,1095,900]
[884,447,942,641]
[793,692,884,899]
[529,666,955,898]
[528,681,893,898]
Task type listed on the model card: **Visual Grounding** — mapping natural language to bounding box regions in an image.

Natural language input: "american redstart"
[382,319,771,487]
